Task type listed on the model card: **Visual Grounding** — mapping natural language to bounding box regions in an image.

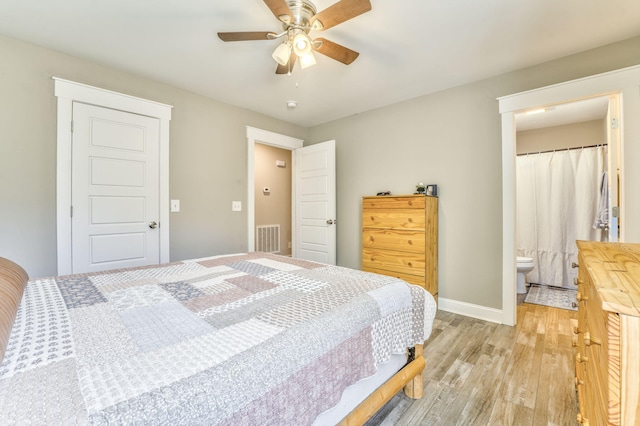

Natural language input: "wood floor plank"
[465,346,512,424]
[532,352,554,425]
[521,332,545,409]
[487,397,517,425]
[366,304,578,426]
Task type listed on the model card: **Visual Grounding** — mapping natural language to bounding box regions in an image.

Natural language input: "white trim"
[54,78,173,275]
[438,298,503,324]
[53,78,172,119]
[56,96,73,273]
[501,111,517,326]
[246,126,304,252]
[498,64,640,326]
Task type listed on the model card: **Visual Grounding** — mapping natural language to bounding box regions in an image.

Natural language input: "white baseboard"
[438,297,503,324]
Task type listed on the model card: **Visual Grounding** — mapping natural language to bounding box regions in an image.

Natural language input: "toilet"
[517,256,534,294]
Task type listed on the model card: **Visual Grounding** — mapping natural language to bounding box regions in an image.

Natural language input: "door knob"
[149,221,158,229]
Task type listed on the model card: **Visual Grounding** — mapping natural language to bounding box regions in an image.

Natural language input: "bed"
[0,252,437,425]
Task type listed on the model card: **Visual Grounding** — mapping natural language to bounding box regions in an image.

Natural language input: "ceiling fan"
[218,0,372,74]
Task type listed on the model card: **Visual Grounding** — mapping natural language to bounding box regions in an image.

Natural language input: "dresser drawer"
[362,196,425,210]
[583,280,611,404]
[362,210,425,230]
[362,229,425,253]
[575,358,587,423]
[580,367,609,426]
[362,248,426,278]
[362,266,425,287]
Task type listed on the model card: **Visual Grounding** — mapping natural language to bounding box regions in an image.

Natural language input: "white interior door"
[72,102,161,273]
[294,140,336,265]
[607,94,621,242]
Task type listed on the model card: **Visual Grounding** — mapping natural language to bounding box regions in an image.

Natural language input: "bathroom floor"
[522,283,577,311]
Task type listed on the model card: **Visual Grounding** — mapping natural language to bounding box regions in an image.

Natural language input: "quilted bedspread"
[0,252,436,425]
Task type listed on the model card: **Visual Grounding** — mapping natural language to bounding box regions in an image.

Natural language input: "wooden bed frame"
[0,256,425,425]
[339,344,425,425]
[0,257,29,365]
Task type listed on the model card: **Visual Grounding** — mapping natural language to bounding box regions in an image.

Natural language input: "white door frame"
[54,78,172,275]
[246,126,303,252]
[498,65,640,326]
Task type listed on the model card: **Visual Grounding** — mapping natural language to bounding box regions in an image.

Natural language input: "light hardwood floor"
[367,303,578,425]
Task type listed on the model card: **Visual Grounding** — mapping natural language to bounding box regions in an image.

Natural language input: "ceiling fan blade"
[313,38,359,65]
[263,0,293,23]
[218,32,276,42]
[311,0,371,31]
[276,54,297,74]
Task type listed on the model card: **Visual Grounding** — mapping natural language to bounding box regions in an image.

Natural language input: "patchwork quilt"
[0,252,436,425]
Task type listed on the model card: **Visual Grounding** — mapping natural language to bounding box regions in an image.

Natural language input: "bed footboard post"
[403,344,424,399]
[0,257,29,365]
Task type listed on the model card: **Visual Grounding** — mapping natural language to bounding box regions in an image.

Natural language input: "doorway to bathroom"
[515,95,615,293]
[498,64,640,326]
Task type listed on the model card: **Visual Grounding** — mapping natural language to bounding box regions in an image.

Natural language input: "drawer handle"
[573,326,584,335]
[576,352,589,363]
[571,262,579,269]
[584,332,602,346]
[571,339,578,348]
[574,377,584,387]
[574,278,583,286]
[576,292,588,302]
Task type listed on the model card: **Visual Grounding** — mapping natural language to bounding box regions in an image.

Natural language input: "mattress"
[0,252,437,424]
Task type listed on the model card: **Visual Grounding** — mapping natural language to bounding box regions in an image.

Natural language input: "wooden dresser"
[361,194,438,299]
[575,241,640,426]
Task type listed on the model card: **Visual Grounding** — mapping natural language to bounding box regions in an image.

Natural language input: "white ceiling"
[1,0,639,127]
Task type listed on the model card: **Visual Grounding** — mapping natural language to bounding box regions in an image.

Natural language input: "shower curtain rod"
[517,143,607,157]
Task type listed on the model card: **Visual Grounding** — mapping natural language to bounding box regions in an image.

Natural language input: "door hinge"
[70,205,73,217]
[71,120,74,132]
[612,206,619,218]
[611,118,618,129]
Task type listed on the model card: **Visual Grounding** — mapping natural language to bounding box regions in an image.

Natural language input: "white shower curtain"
[516,146,606,288]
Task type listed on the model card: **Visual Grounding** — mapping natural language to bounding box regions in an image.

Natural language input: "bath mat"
[524,284,577,311]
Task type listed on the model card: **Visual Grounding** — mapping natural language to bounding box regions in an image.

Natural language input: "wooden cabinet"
[362,195,438,299]
[575,241,640,426]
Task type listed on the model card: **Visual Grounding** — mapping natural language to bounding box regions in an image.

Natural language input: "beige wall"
[0,34,306,278]
[516,119,607,154]
[307,36,640,310]
[2,30,640,313]
[254,144,292,255]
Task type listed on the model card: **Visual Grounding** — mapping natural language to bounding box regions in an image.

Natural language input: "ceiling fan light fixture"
[292,33,312,56]
[299,51,317,69]
[272,42,291,66]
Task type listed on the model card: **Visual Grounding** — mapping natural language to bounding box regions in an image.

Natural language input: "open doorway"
[254,144,292,256]
[246,126,303,254]
[498,65,640,326]
[514,95,616,301]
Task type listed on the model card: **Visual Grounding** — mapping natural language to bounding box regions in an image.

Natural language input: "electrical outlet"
[232,201,242,212]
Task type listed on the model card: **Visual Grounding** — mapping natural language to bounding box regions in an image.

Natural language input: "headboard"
[0,257,29,365]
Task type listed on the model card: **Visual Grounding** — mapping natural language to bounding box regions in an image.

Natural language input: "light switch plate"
[170,199,180,212]
[232,201,242,212]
